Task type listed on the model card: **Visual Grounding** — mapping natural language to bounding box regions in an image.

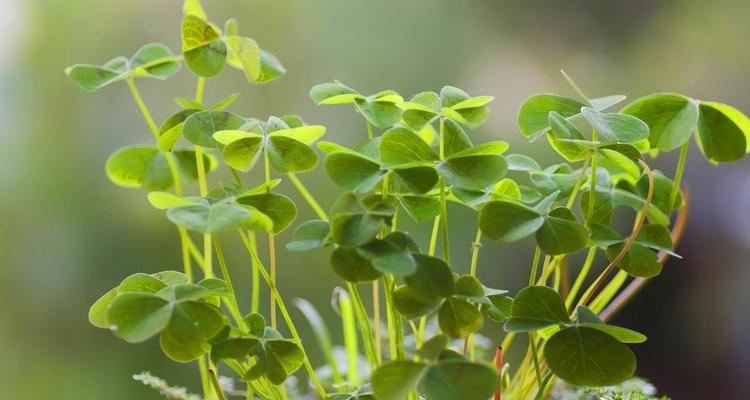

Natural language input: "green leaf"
[518,94,586,141]
[183,0,206,19]
[486,294,513,322]
[65,58,128,92]
[183,110,246,147]
[309,81,361,105]
[544,326,636,387]
[158,109,200,151]
[255,50,286,83]
[636,224,679,257]
[355,97,403,129]
[438,155,507,191]
[415,334,449,360]
[237,193,296,234]
[419,360,498,400]
[491,178,521,201]
[107,292,172,343]
[119,273,168,293]
[606,243,661,278]
[270,125,326,145]
[330,247,382,282]
[380,127,438,165]
[325,152,384,192]
[210,337,260,365]
[404,254,455,302]
[398,195,440,222]
[393,286,441,318]
[442,106,490,128]
[181,14,221,52]
[392,165,439,194]
[225,36,261,82]
[267,136,318,173]
[89,288,117,329]
[438,298,483,338]
[581,107,650,143]
[286,219,330,251]
[105,145,177,190]
[184,39,227,78]
[548,111,585,139]
[621,93,699,151]
[221,136,264,171]
[590,95,627,111]
[535,207,588,255]
[331,213,382,247]
[129,43,181,80]
[357,239,416,277]
[442,119,472,157]
[696,101,749,162]
[479,200,544,242]
[371,361,427,400]
[505,154,541,171]
[160,301,225,362]
[167,202,254,233]
[504,286,570,332]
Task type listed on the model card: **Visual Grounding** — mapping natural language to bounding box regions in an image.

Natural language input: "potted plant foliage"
[67,1,750,399]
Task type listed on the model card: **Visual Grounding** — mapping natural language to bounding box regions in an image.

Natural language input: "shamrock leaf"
[310,81,403,128]
[105,145,216,190]
[504,286,570,332]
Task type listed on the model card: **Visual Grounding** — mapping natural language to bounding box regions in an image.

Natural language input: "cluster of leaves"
[69,1,750,399]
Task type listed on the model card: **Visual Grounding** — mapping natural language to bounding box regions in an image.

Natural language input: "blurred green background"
[2,0,749,398]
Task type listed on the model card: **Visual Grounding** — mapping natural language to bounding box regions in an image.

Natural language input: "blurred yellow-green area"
[2,0,749,398]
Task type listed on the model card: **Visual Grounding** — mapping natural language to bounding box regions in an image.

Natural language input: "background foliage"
[1,0,749,398]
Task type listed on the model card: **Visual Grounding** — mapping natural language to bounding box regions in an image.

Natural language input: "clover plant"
[68,2,750,399]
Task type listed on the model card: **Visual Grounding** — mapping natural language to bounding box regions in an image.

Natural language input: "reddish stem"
[494,346,503,400]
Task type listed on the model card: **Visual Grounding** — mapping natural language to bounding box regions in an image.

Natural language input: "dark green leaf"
[107,292,171,343]
[504,286,570,332]
[696,101,749,162]
[330,247,382,282]
[544,326,636,387]
[183,110,246,147]
[479,200,544,242]
[331,213,382,247]
[581,107,650,143]
[325,152,385,193]
[286,220,330,251]
[404,254,455,302]
[393,285,441,319]
[438,298,483,338]
[606,243,661,278]
[518,94,586,141]
[536,207,588,255]
[371,361,427,400]
[237,193,297,234]
[621,93,699,151]
[419,360,498,400]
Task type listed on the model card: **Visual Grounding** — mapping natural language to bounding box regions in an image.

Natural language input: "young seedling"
[69,1,750,399]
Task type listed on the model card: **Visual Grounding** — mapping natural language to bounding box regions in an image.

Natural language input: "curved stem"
[578,160,654,308]
[566,155,591,209]
[208,369,227,400]
[528,334,544,397]
[599,188,690,321]
[347,282,379,368]
[198,356,213,400]
[237,229,327,398]
[249,231,260,313]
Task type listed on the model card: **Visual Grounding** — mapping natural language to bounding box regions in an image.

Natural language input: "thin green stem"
[348,282,379,368]
[566,154,591,209]
[560,70,590,103]
[384,274,405,359]
[237,229,327,398]
[428,216,440,256]
[287,172,328,221]
[528,334,544,396]
[668,141,689,215]
[214,238,247,331]
[469,228,482,277]
[337,288,359,386]
[586,131,598,227]
[249,231,260,313]
[528,246,542,286]
[195,77,205,104]
[367,122,374,140]
[438,117,450,264]
[565,247,596,310]
[198,356,212,400]
[208,369,227,400]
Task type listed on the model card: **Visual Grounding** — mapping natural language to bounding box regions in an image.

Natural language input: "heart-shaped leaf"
[398,195,440,222]
[518,94,587,141]
[286,219,330,251]
[479,200,544,242]
[438,155,507,191]
[581,107,650,143]
[504,286,570,332]
[419,360,498,400]
[621,93,699,151]
[371,361,428,400]
[380,127,438,165]
[160,301,226,362]
[225,36,261,82]
[404,254,455,302]
[535,207,588,255]
[330,247,382,282]
[325,152,385,193]
[544,326,636,387]
[237,193,297,234]
[267,136,318,173]
[167,201,256,233]
[184,110,246,147]
[696,101,750,162]
[438,298,483,338]
[606,243,661,278]
[310,81,361,105]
